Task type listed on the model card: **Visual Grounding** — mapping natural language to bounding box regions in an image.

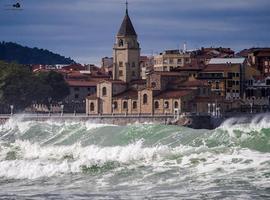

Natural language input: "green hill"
[0,41,76,65]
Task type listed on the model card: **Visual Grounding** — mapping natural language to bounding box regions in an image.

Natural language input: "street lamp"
[60,104,64,117]
[48,97,52,116]
[250,102,253,114]
[212,103,216,117]
[207,103,211,115]
[112,103,115,116]
[10,105,14,116]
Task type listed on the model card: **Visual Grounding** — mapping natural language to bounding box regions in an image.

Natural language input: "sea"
[0,115,269,199]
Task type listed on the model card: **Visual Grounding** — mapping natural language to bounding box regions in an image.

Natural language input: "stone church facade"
[86,6,213,116]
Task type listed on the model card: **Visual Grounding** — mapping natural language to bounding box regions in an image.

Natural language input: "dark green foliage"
[0,61,37,110]
[36,71,70,103]
[0,61,70,112]
[0,41,75,65]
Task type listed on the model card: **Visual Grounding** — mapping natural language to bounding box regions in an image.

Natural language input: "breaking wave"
[0,115,269,199]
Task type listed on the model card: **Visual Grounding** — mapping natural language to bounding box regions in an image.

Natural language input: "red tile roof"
[194,96,225,102]
[99,79,127,85]
[256,52,270,57]
[66,71,89,79]
[113,89,138,99]
[253,75,266,81]
[155,90,193,99]
[130,79,147,85]
[181,80,209,87]
[86,93,97,100]
[66,80,98,87]
[62,64,86,71]
[202,64,234,72]
[140,56,149,61]
[152,71,186,77]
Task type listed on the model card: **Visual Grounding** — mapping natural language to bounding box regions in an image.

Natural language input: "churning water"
[0,115,269,199]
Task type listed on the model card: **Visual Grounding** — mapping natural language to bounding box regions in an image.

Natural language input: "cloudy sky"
[0,0,270,65]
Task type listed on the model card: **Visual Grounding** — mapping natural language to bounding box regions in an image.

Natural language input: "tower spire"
[125,0,128,14]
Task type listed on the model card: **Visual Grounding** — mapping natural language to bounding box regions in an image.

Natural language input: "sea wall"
[0,114,174,126]
[0,114,225,129]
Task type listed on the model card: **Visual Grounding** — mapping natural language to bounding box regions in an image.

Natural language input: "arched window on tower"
[143,94,148,104]
[90,102,95,111]
[123,101,128,109]
[164,101,169,109]
[102,87,107,96]
[133,101,137,109]
[113,101,118,110]
[154,101,159,109]
[151,82,157,88]
[118,39,124,47]
[174,101,179,109]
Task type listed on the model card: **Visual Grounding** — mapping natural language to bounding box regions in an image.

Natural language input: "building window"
[164,101,169,109]
[119,62,123,67]
[102,87,107,96]
[143,94,148,104]
[151,82,157,88]
[113,101,118,109]
[118,39,124,46]
[75,94,79,99]
[133,101,137,109]
[203,88,206,94]
[228,80,233,87]
[215,81,219,89]
[170,66,173,71]
[132,62,136,67]
[177,59,182,64]
[154,101,159,109]
[87,87,91,91]
[174,101,179,109]
[169,59,173,64]
[90,103,95,111]
[132,71,136,77]
[74,87,80,91]
[123,101,128,109]
[163,59,168,64]
[119,70,123,76]
[262,88,266,97]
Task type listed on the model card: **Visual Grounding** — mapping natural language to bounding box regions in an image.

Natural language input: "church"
[86,4,216,116]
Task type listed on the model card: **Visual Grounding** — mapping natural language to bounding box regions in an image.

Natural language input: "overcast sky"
[0,0,270,65]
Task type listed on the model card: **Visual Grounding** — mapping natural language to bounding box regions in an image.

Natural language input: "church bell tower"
[113,1,141,83]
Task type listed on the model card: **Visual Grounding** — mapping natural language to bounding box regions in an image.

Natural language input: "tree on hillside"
[35,71,70,103]
[0,41,75,65]
[0,61,70,112]
[0,63,37,110]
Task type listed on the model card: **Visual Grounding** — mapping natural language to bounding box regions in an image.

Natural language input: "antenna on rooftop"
[183,42,187,53]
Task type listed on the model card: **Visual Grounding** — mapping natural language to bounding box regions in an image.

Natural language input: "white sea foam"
[219,114,270,135]
[0,139,269,181]
[0,140,170,179]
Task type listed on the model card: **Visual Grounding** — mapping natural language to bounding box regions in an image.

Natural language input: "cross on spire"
[125,0,128,14]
